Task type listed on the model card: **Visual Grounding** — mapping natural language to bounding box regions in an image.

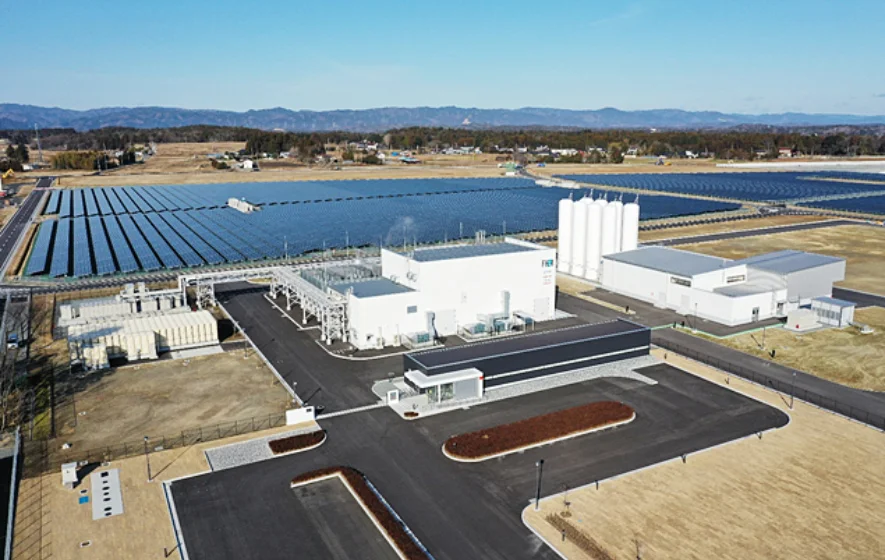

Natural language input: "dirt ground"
[701,307,885,392]
[638,214,832,242]
[677,224,885,294]
[52,351,291,455]
[524,348,885,560]
[13,419,318,560]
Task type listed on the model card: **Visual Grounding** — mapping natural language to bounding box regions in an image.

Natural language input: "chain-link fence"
[656,338,885,430]
[22,411,287,476]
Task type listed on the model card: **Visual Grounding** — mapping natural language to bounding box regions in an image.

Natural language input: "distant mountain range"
[2,103,885,132]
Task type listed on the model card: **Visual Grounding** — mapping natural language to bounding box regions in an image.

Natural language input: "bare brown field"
[13,419,318,560]
[638,214,833,241]
[701,307,885,391]
[529,159,740,177]
[677,224,885,294]
[524,348,885,560]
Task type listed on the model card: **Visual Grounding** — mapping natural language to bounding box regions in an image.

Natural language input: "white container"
[570,200,589,277]
[584,201,603,281]
[557,199,574,273]
[621,201,640,252]
[601,203,619,256]
[610,200,624,253]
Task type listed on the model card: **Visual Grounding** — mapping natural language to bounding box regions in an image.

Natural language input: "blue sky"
[4,0,885,114]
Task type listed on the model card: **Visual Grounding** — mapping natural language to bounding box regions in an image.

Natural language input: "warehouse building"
[599,246,845,326]
[402,320,650,401]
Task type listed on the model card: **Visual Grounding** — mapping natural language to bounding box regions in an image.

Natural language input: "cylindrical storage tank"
[570,200,589,277]
[557,199,574,273]
[610,200,624,253]
[584,201,603,281]
[601,203,619,256]
[621,202,640,252]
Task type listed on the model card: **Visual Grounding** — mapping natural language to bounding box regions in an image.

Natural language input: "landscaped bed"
[444,401,635,461]
[291,467,431,560]
[267,430,326,455]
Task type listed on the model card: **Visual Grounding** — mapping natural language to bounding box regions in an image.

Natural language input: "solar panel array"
[30,178,743,278]
[556,172,885,202]
[25,221,55,275]
[799,194,885,215]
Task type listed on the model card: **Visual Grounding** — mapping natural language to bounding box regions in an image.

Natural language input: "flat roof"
[405,367,483,388]
[408,319,647,371]
[397,241,540,262]
[731,250,844,275]
[713,283,777,297]
[329,278,414,298]
[604,246,733,278]
[813,296,855,308]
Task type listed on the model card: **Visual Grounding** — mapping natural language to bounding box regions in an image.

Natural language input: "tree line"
[2,125,885,163]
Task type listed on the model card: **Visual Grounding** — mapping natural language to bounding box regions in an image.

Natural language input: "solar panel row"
[88,216,116,275]
[102,216,140,273]
[132,214,183,269]
[25,221,55,275]
[95,188,114,215]
[84,189,99,216]
[72,218,93,277]
[145,213,205,267]
[50,219,71,277]
[44,191,61,215]
[117,215,162,271]
[59,190,73,218]
[72,190,85,218]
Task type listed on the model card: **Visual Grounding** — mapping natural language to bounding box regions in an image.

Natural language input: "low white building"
[600,246,845,326]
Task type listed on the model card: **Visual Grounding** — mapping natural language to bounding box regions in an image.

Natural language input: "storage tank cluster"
[557,193,640,281]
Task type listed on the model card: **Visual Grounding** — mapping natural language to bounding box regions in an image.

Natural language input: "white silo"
[571,200,589,277]
[610,198,624,253]
[557,198,573,273]
[584,198,604,281]
[601,201,619,256]
[621,198,640,252]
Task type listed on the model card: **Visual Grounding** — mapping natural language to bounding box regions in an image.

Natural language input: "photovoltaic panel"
[132,214,184,269]
[88,216,116,275]
[72,218,93,277]
[83,189,99,216]
[145,213,205,266]
[149,188,182,211]
[50,219,71,277]
[95,188,114,215]
[116,188,142,214]
[117,215,161,271]
[103,216,139,273]
[133,187,168,212]
[197,209,277,258]
[216,210,282,257]
[185,210,264,260]
[122,188,152,213]
[172,211,245,262]
[157,213,224,264]
[106,188,128,215]
[59,190,72,218]
[72,190,85,217]
[25,220,55,275]
[44,190,61,215]
[171,188,208,209]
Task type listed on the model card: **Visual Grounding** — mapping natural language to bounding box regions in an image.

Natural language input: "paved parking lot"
[171,363,788,560]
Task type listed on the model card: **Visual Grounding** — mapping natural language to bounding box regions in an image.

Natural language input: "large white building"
[600,246,845,326]
[297,238,557,350]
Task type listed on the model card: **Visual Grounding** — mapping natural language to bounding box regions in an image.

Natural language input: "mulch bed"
[291,467,430,560]
[444,401,634,460]
[268,431,325,455]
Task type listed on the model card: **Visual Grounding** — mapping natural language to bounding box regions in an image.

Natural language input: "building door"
[752,307,760,322]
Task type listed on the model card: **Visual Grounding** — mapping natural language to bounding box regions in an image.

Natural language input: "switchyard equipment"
[403,320,650,400]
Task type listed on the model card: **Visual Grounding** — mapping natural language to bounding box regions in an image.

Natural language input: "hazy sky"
[5,0,885,114]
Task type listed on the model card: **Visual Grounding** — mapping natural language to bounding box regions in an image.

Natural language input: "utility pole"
[534,459,545,511]
[790,371,796,409]
[143,436,153,482]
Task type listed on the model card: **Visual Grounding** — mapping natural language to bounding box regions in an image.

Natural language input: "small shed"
[811,296,855,328]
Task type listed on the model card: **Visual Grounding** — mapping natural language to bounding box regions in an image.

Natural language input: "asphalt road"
[653,328,885,426]
[216,283,399,412]
[649,218,860,246]
[172,364,787,560]
[0,189,44,276]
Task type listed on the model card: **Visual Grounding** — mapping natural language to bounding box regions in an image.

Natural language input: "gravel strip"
[205,425,321,471]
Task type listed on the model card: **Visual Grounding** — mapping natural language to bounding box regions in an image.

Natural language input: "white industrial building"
[599,246,846,326]
[271,237,556,350]
[558,193,639,281]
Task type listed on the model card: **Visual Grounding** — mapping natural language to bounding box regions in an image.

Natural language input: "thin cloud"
[875,93,885,98]
[586,4,644,28]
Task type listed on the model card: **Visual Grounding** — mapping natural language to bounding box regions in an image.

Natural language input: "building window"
[670,277,691,287]
[726,274,746,283]
[407,305,417,314]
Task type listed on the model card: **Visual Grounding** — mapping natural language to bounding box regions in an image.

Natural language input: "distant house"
[685,150,698,159]
[778,148,794,158]
[242,159,254,170]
